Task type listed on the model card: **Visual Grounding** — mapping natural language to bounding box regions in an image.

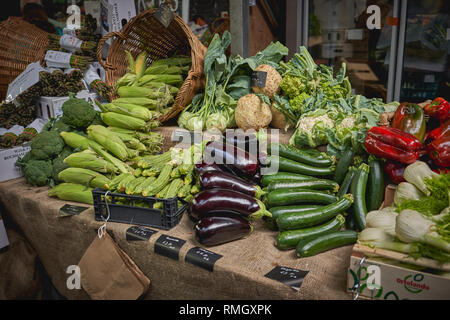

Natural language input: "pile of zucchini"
[262,144,385,258]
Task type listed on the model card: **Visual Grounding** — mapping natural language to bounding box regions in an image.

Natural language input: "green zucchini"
[367,156,384,211]
[266,188,338,208]
[350,163,370,231]
[333,148,355,184]
[265,205,321,231]
[268,143,335,167]
[261,172,315,187]
[276,214,345,250]
[267,180,339,193]
[295,230,358,257]
[268,155,335,177]
[336,166,356,199]
[276,194,353,230]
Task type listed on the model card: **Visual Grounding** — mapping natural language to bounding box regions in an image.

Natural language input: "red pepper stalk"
[424,97,450,123]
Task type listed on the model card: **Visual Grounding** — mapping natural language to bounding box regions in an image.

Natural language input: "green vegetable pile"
[177,31,288,131]
[273,47,399,158]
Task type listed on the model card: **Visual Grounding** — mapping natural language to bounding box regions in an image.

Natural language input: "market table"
[0,177,353,300]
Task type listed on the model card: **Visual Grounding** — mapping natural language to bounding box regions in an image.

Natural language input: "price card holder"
[264,266,309,291]
[58,204,89,218]
[154,234,186,260]
[251,71,267,88]
[154,2,175,28]
[126,226,157,241]
[185,247,223,272]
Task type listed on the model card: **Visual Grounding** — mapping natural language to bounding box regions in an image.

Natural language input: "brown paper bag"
[78,232,150,300]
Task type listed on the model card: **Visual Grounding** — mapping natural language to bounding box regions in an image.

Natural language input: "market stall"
[1,2,449,301]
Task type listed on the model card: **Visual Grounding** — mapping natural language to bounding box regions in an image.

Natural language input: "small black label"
[264,266,309,291]
[154,234,186,260]
[126,226,157,241]
[58,204,88,217]
[155,2,175,28]
[251,71,267,88]
[185,247,223,272]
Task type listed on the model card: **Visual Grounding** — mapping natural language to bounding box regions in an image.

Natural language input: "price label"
[154,234,186,260]
[264,266,309,291]
[6,61,45,103]
[185,247,223,272]
[58,204,89,218]
[154,2,175,28]
[251,71,267,88]
[126,226,157,241]
[45,50,72,69]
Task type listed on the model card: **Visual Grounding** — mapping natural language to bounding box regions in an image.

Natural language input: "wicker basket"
[0,17,50,101]
[96,8,207,123]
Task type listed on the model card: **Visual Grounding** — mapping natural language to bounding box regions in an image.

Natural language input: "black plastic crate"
[92,189,187,230]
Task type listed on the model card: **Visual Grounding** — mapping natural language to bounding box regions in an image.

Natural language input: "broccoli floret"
[280,75,306,99]
[51,118,73,133]
[61,95,96,128]
[52,146,73,183]
[23,159,53,186]
[30,131,65,160]
[15,151,35,169]
[88,111,105,126]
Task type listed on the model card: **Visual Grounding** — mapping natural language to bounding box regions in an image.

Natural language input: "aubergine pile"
[189,138,269,247]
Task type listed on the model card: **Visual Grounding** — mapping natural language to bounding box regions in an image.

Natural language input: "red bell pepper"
[424,97,450,122]
[392,102,426,142]
[426,119,450,142]
[427,134,450,167]
[384,161,406,184]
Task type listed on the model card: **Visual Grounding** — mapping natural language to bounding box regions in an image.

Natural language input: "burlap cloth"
[0,127,353,300]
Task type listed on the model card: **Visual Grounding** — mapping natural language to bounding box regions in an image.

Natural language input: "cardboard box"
[0,213,8,250]
[0,143,31,182]
[100,0,136,40]
[347,252,450,300]
[36,90,100,121]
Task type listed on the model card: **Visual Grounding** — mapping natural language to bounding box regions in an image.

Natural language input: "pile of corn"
[113,51,191,116]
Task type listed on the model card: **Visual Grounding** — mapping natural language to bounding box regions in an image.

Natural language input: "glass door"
[397,0,449,102]
[307,0,397,101]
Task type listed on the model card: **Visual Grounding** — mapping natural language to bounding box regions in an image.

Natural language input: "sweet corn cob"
[60,132,90,150]
[48,183,93,204]
[101,112,155,132]
[88,141,131,174]
[136,74,183,87]
[64,150,117,173]
[112,97,159,109]
[101,102,153,121]
[87,126,129,161]
[58,168,111,190]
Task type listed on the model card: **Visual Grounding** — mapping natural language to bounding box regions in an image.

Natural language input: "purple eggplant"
[203,141,259,178]
[191,188,271,219]
[199,171,265,198]
[195,162,225,175]
[194,215,253,246]
[188,208,244,222]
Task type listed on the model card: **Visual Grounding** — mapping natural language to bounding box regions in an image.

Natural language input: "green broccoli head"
[23,159,53,186]
[30,131,65,160]
[280,75,306,99]
[61,96,96,128]
[51,118,73,133]
[52,146,73,183]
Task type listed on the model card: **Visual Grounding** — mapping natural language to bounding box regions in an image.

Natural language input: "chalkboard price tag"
[251,71,267,88]
[126,226,157,241]
[154,234,186,260]
[58,204,88,217]
[264,266,309,291]
[155,2,175,28]
[185,247,223,272]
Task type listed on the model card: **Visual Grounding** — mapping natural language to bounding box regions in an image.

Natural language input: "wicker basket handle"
[97,31,127,70]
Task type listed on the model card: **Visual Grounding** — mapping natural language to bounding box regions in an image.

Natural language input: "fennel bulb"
[366,210,398,237]
[396,210,450,253]
[403,161,438,196]
[394,182,425,206]
[358,228,418,254]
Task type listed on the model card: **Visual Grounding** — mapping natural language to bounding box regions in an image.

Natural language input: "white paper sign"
[6,125,24,136]
[59,35,83,52]
[26,118,47,133]
[6,61,45,103]
[45,50,72,69]
[83,64,102,85]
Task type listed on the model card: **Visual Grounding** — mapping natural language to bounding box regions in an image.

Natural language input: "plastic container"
[92,189,187,230]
